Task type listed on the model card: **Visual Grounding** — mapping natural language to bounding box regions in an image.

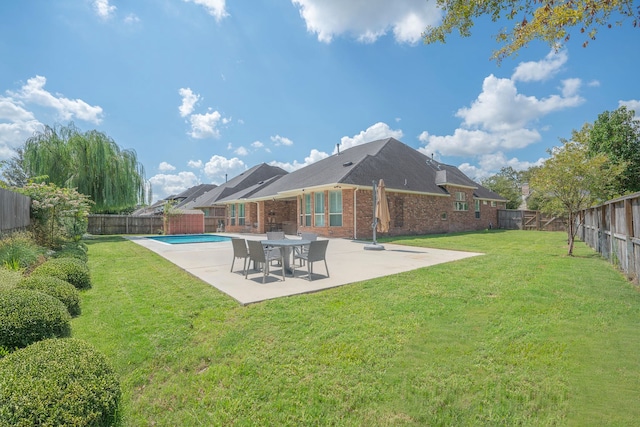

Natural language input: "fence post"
[625,199,635,281]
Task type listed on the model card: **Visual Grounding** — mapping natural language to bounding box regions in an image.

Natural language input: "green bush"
[53,241,89,262]
[0,338,121,426]
[17,276,81,317]
[0,232,45,270]
[0,289,71,351]
[0,269,22,291]
[31,257,91,290]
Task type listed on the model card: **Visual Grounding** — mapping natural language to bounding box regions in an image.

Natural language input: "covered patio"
[129,234,482,305]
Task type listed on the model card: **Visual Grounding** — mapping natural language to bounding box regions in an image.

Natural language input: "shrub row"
[0,338,120,426]
[31,257,92,290]
[0,289,71,350]
[17,276,81,317]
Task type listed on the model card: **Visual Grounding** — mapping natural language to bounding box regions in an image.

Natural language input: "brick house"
[217,138,506,239]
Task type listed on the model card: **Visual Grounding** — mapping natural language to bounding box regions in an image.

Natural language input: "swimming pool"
[146,234,231,244]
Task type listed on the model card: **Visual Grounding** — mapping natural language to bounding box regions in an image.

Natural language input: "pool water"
[147,234,231,244]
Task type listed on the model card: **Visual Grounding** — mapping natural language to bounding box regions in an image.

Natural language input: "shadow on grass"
[83,235,126,245]
[378,229,509,243]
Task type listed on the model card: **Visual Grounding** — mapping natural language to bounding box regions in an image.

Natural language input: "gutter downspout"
[353,188,359,240]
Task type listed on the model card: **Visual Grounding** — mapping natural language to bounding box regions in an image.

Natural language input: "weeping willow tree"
[22,123,150,213]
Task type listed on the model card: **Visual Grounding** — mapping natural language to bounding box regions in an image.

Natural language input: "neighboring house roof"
[182,163,288,209]
[173,184,218,208]
[224,138,506,202]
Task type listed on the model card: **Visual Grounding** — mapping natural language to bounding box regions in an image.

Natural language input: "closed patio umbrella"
[376,179,390,233]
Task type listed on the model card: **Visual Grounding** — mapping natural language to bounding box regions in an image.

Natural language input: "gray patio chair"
[294,232,317,265]
[230,238,249,275]
[293,239,329,281]
[265,231,285,264]
[246,239,285,283]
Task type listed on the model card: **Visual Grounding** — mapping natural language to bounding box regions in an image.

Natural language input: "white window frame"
[314,192,325,226]
[454,191,468,211]
[329,190,342,227]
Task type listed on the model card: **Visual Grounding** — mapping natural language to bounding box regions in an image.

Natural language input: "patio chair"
[294,232,317,265]
[265,231,285,265]
[230,238,249,275]
[246,239,285,283]
[293,239,329,281]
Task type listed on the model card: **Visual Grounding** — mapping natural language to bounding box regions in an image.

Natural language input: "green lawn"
[72,231,640,426]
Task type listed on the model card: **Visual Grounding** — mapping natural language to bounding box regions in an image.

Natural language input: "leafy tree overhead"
[587,106,640,194]
[481,166,524,209]
[423,0,639,61]
[0,147,29,188]
[530,126,623,255]
[21,123,150,213]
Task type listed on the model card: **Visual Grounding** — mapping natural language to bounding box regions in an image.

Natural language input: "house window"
[305,194,311,226]
[394,197,404,227]
[491,201,497,207]
[454,192,468,211]
[329,190,342,226]
[314,192,325,226]
[441,212,447,220]
[238,203,245,226]
[230,204,236,226]
[483,200,488,205]
[475,199,480,219]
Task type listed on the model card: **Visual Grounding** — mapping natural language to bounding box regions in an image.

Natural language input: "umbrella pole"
[365,179,385,251]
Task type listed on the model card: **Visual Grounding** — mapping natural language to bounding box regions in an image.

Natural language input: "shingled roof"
[227,138,506,201]
[181,163,288,209]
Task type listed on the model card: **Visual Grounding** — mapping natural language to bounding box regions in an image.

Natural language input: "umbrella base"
[364,243,385,251]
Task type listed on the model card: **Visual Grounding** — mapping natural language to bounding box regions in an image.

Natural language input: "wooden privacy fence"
[578,191,640,283]
[88,215,220,235]
[0,188,30,233]
[498,209,566,231]
[88,215,164,235]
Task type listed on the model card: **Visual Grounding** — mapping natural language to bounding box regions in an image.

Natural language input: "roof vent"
[343,161,353,167]
[258,181,264,185]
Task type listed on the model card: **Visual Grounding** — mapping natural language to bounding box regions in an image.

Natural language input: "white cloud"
[234,146,248,156]
[620,99,640,117]
[418,128,541,157]
[561,78,582,97]
[189,111,224,138]
[270,148,329,172]
[8,75,103,124]
[124,13,141,24]
[292,0,440,44]
[338,122,403,151]
[93,0,116,19]
[251,140,264,148]
[455,74,583,133]
[183,0,228,21]
[149,171,200,200]
[178,88,200,117]
[459,152,546,182]
[203,155,246,184]
[511,50,568,82]
[188,159,203,168]
[158,161,176,172]
[271,135,293,146]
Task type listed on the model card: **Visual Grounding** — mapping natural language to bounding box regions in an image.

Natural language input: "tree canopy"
[481,166,524,209]
[423,0,639,61]
[587,106,640,194]
[530,126,622,255]
[20,123,149,213]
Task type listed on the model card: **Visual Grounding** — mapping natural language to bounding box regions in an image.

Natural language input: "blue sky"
[1,1,638,202]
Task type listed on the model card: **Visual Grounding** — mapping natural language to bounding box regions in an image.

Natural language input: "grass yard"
[71,231,640,426]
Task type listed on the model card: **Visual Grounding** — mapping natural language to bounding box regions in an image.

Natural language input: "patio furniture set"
[230,232,329,283]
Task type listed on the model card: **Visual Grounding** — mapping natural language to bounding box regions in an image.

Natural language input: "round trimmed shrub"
[17,276,81,317]
[31,257,91,290]
[0,338,121,426]
[0,268,22,291]
[0,289,71,351]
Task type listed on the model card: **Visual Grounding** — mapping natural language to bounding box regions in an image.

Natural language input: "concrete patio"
[129,234,483,305]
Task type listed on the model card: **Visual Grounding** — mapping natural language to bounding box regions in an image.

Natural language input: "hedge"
[31,257,91,290]
[0,289,71,350]
[17,275,81,317]
[0,338,121,426]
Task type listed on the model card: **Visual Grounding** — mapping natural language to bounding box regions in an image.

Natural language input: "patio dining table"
[260,239,310,277]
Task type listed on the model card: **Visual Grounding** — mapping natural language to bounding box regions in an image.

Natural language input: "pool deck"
[128,233,483,305]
